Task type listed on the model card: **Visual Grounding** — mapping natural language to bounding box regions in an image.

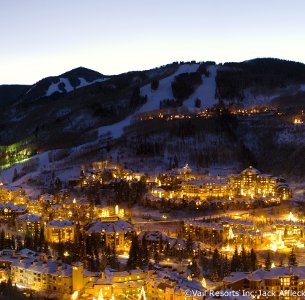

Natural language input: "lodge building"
[181,166,291,201]
[223,266,305,300]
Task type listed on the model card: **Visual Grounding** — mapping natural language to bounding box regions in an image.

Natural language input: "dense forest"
[215,58,305,102]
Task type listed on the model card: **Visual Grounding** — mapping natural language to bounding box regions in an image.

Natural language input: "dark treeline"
[0,228,47,253]
[112,180,147,207]
[135,138,165,156]
[171,72,203,100]
[51,224,121,272]
[215,58,305,101]
[209,246,258,282]
[159,98,183,109]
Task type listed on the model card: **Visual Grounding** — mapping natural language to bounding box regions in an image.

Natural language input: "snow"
[277,125,305,146]
[97,115,133,139]
[78,77,108,88]
[0,151,48,187]
[139,64,199,113]
[46,78,73,96]
[183,66,218,109]
[1,62,298,192]
[45,77,109,96]
[235,90,280,107]
[98,64,218,139]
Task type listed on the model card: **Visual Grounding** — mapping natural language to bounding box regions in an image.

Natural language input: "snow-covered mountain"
[1,58,305,186]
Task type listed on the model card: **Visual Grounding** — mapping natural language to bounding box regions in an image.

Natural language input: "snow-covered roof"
[46,219,75,228]
[40,193,54,201]
[223,272,249,283]
[0,203,26,212]
[138,231,170,242]
[0,185,21,192]
[224,266,305,284]
[17,213,42,222]
[11,256,72,277]
[275,220,302,226]
[146,267,205,295]
[241,166,260,175]
[16,248,38,256]
[85,218,135,234]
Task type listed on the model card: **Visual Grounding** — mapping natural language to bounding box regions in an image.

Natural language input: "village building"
[146,267,206,300]
[223,266,305,300]
[179,166,290,201]
[0,203,27,224]
[85,268,147,299]
[184,218,262,246]
[0,185,26,204]
[16,213,43,235]
[84,217,135,251]
[40,193,56,205]
[45,219,75,243]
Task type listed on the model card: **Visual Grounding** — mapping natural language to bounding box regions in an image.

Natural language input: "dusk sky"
[1,0,305,84]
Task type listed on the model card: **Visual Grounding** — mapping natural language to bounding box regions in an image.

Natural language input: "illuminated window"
[280,278,290,286]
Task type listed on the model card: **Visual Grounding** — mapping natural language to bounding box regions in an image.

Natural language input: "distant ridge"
[59,66,108,82]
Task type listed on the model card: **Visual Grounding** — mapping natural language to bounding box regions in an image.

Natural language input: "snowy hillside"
[139,64,218,113]
[45,77,109,96]
[97,64,219,139]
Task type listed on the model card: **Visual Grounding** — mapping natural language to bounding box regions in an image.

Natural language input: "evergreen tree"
[116,155,120,167]
[158,232,163,253]
[250,248,258,271]
[24,233,33,250]
[12,168,18,182]
[126,234,140,270]
[188,259,201,278]
[240,246,248,271]
[49,182,55,195]
[288,248,298,266]
[16,235,23,251]
[99,252,108,271]
[80,170,84,191]
[210,248,221,282]
[10,235,15,250]
[279,257,285,267]
[173,154,178,168]
[185,235,194,259]
[43,240,49,254]
[33,228,39,251]
[108,246,120,270]
[265,251,272,270]
[231,245,241,272]
[6,277,12,298]
[87,186,95,209]
[148,244,155,261]
[140,234,149,267]
[151,79,159,91]
[0,229,5,250]
[38,227,45,252]
[54,177,62,195]
[153,244,160,265]
[223,254,231,277]
[106,141,111,153]
[195,98,201,108]
[284,226,288,238]
[168,157,172,170]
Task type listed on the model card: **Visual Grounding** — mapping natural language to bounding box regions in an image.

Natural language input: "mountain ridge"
[1,58,305,179]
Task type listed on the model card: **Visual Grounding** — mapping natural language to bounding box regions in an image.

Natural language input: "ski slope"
[98,64,218,139]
